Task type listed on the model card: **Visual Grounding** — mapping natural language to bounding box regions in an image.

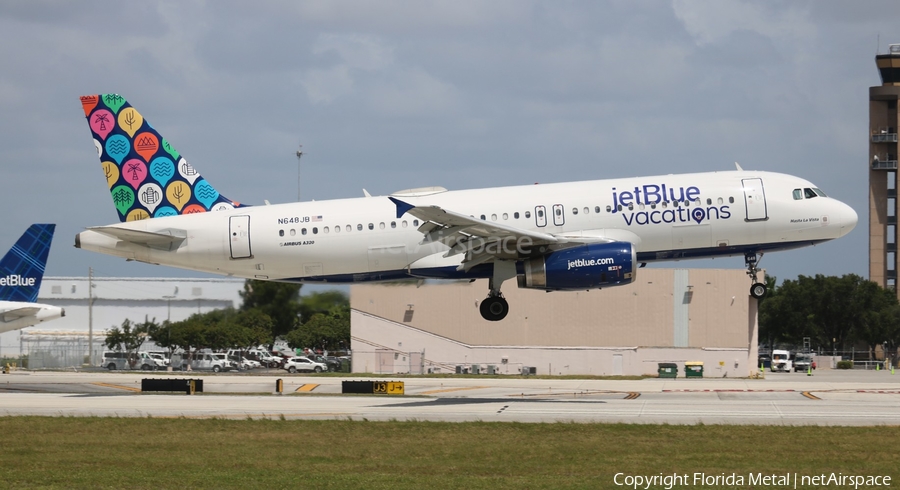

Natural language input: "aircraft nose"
[834,200,858,237]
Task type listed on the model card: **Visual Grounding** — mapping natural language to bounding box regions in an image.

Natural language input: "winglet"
[735,162,743,171]
[0,224,55,303]
[388,197,415,219]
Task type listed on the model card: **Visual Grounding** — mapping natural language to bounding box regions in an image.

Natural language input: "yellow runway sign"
[374,381,404,395]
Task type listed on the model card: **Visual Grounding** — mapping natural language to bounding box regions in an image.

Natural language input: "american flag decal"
[311,215,323,222]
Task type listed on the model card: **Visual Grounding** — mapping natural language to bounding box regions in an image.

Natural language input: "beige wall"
[350,268,759,376]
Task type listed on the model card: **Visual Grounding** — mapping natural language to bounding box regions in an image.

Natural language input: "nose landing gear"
[745,252,767,299]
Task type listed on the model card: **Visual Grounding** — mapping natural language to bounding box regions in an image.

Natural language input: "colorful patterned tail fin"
[80,94,244,222]
[0,224,55,303]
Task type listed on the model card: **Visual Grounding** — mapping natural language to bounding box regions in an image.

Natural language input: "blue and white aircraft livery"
[0,224,65,333]
[75,95,857,321]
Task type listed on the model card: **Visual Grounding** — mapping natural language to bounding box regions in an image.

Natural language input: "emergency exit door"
[741,178,768,221]
[229,215,252,259]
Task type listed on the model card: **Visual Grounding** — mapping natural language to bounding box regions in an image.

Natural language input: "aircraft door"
[535,206,547,227]
[552,204,565,226]
[229,215,252,259]
[741,178,768,221]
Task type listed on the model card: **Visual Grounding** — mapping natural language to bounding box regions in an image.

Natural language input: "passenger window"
[402,220,408,228]
[617,205,622,211]
[792,189,803,200]
[279,230,284,237]
[312,227,318,234]
[729,197,734,203]
[324,226,329,233]
[555,208,561,216]
[628,204,633,211]
[368,223,374,230]
[379,222,385,230]
[514,212,520,219]
[346,225,351,232]
[334,226,340,233]
[480,214,486,220]
[706,198,712,205]
[502,213,508,220]
[804,188,817,199]
[606,205,611,212]
[525,211,531,218]
[290,229,296,236]
[572,208,578,215]
[584,207,589,214]
[413,219,419,226]
[357,224,363,231]
[651,203,656,209]
[491,214,497,221]
[537,209,544,218]
[302,228,307,235]
[391,221,396,228]
[717,197,723,205]
[595,206,601,213]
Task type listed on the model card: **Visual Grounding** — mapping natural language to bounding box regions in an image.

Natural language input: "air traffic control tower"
[870,44,900,293]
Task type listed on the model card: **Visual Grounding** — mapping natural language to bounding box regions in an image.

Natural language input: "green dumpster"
[658,362,678,378]
[685,361,704,378]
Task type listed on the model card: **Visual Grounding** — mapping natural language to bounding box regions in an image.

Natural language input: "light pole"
[162,295,176,322]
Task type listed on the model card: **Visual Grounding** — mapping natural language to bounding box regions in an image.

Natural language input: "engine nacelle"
[517,242,636,291]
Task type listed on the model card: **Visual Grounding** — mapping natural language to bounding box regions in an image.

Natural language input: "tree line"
[759,274,900,357]
[104,280,350,359]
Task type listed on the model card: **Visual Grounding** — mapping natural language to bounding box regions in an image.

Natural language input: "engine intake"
[517,242,636,291]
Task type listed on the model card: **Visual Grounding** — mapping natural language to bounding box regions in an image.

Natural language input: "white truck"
[771,349,793,372]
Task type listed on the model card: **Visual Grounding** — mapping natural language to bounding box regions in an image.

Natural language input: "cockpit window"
[813,188,826,197]
[804,188,818,199]
[792,189,803,200]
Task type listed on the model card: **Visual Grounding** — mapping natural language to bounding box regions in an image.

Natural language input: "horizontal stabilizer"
[88,226,186,249]
[2,306,40,322]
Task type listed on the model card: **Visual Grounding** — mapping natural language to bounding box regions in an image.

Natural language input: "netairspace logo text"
[614,472,892,489]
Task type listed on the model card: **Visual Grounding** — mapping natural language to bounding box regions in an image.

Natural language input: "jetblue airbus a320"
[74,94,857,321]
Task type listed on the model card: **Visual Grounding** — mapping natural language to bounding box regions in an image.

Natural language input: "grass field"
[1,418,897,489]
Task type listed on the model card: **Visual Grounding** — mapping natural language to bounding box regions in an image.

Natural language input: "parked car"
[793,353,815,372]
[101,351,133,370]
[137,351,166,371]
[771,349,793,372]
[283,356,328,374]
[240,357,261,369]
[148,352,169,366]
[309,355,342,372]
[184,353,233,372]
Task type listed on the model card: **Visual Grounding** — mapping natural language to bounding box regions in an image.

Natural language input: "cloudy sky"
[0,0,897,284]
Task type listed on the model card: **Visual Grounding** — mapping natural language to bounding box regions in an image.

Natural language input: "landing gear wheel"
[480,296,509,322]
[750,282,767,299]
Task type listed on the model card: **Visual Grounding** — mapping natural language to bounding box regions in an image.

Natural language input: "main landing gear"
[480,260,516,321]
[745,252,767,299]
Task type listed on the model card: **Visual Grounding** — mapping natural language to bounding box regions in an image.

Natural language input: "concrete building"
[350,268,758,377]
[869,44,900,293]
[0,276,244,364]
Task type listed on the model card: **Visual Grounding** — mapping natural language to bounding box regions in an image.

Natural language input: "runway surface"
[1,369,898,425]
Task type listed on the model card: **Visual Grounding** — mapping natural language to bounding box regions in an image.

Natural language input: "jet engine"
[517,241,636,291]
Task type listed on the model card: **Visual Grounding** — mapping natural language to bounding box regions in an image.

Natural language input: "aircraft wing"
[88,226,186,249]
[1,306,40,322]
[390,197,607,271]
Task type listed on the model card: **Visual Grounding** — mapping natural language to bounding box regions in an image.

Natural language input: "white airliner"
[0,224,65,333]
[75,94,857,321]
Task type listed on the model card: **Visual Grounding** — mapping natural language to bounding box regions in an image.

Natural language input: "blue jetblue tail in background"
[0,224,55,303]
